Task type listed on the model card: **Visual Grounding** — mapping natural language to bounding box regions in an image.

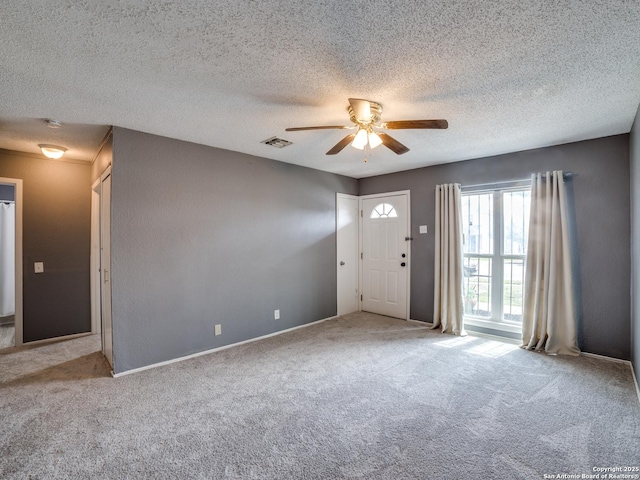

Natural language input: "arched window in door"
[370,203,398,219]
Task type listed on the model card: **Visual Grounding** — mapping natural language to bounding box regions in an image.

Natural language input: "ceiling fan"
[286,98,448,156]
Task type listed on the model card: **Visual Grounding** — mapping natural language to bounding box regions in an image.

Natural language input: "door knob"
[340,261,345,266]
[400,262,406,267]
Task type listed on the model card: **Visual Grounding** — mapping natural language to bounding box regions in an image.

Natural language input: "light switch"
[34,262,44,273]
[419,225,428,234]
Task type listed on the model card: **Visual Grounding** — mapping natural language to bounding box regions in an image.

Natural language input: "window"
[462,184,530,331]
[370,203,397,219]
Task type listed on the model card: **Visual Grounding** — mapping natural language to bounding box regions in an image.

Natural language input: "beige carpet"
[0,323,14,349]
[0,312,638,479]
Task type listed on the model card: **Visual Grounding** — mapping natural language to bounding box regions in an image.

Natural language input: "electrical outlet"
[34,262,44,273]
[214,324,222,336]
[274,309,280,320]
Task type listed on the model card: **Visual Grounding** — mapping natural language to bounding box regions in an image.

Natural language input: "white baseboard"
[631,362,640,406]
[112,316,337,378]
[580,352,639,406]
[22,331,93,347]
[408,318,433,327]
[580,351,631,365]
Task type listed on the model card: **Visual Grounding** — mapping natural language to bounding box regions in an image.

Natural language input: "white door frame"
[99,167,113,368]
[336,190,412,320]
[358,190,411,320]
[336,193,359,316]
[90,179,102,334]
[0,177,23,346]
[90,167,113,367]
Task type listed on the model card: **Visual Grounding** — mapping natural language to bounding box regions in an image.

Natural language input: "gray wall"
[631,106,640,375]
[360,135,631,360]
[0,184,15,201]
[110,127,358,373]
[0,149,92,342]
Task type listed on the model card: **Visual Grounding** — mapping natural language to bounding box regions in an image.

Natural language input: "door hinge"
[360,209,363,217]
[360,252,363,259]
[361,294,363,301]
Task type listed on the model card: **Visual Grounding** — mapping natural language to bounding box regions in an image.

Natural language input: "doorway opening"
[90,168,113,368]
[0,178,23,347]
[336,190,411,322]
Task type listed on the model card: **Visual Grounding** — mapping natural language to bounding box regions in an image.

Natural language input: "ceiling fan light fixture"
[38,144,67,159]
[368,131,383,149]
[286,98,447,157]
[351,128,368,150]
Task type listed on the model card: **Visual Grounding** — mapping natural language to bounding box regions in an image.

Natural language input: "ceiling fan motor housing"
[348,101,382,126]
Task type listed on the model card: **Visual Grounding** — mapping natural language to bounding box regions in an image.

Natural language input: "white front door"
[337,194,359,316]
[100,170,113,368]
[361,194,409,319]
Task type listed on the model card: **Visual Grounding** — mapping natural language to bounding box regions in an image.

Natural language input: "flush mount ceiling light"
[38,144,67,159]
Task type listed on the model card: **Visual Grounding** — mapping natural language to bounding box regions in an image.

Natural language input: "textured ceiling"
[1,1,639,177]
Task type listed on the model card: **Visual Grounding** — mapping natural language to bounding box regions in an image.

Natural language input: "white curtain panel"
[522,171,579,355]
[433,183,465,335]
[0,203,16,317]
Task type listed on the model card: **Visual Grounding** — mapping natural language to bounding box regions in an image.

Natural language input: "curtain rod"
[463,172,574,190]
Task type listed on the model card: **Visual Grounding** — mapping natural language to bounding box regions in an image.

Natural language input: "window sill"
[464,316,522,335]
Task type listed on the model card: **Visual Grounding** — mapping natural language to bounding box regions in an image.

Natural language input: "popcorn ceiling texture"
[1,1,639,176]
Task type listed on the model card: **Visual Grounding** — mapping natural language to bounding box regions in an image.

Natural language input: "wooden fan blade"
[348,98,371,123]
[326,134,356,155]
[286,125,350,132]
[382,119,448,130]
[378,133,410,155]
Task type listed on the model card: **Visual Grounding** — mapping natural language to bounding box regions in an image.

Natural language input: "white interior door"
[337,194,359,316]
[100,170,113,368]
[361,194,409,319]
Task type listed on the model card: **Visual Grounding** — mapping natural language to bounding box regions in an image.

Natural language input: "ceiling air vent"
[261,137,293,148]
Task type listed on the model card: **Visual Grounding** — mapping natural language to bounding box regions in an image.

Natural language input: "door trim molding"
[99,166,113,368]
[90,179,102,335]
[0,177,23,346]
[358,190,411,321]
